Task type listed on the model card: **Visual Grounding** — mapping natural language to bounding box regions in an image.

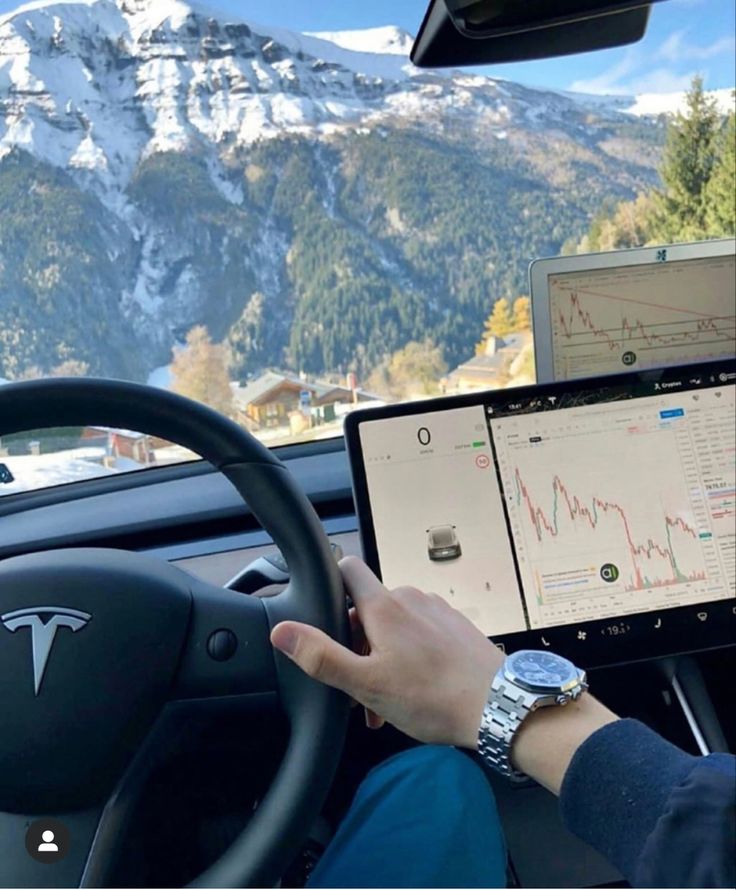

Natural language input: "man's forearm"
[510,693,619,794]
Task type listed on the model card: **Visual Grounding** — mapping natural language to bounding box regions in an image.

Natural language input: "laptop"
[529,239,736,384]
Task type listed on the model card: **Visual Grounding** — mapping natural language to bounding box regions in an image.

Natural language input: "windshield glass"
[1,0,734,496]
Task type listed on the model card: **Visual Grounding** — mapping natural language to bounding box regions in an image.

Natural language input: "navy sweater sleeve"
[559,718,736,888]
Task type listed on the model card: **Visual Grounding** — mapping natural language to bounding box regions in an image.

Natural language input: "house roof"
[451,330,532,378]
[498,332,530,351]
[233,372,310,407]
[234,372,379,407]
[84,426,149,440]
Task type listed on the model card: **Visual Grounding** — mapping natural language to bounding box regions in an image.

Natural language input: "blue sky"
[214,0,735,94]
[1,0,734,94]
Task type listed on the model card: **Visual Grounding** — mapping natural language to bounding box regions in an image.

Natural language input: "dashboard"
[2,364,734,675]
[0,443,353,562]
[0,369,732,890]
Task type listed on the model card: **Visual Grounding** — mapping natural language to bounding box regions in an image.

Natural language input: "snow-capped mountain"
[0,0,720,384]
[305,26,416,58]
[562,86,735,118]
[1,0,408,193]
[0,0,676,198]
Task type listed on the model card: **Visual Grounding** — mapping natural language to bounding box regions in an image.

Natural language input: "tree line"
[565,78,735,254]
[172,78,734,413]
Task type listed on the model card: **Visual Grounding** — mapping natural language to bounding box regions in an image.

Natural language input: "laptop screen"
[531,241,736,384]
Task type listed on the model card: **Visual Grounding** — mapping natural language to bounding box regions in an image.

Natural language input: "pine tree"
[571,79,731,252]
[228,292,267,378]
[171,326,235,418]
[704,108,736,237]
[652,76,721,241]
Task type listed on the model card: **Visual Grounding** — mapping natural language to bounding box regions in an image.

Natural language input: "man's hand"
[270,556,503,749]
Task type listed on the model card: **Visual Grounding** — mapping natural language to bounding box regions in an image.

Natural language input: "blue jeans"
[309,745,507,888]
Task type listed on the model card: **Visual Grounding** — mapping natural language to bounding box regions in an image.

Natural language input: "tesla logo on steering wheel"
[1,607,91,696]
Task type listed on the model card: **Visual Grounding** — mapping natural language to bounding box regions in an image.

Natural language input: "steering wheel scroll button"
[25,819,70,864]
[207,628,238,662]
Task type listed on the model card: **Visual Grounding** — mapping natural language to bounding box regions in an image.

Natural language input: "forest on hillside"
[172,79,736,410]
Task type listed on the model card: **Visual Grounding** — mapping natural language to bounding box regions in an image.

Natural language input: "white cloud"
[569,46,641,94]
[569,29,733,95]
[656,30,735,62]
[625,68,700,94]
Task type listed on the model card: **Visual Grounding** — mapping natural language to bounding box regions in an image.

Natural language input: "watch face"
[505,650,579,692]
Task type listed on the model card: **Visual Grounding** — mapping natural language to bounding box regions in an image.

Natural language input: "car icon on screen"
[426,525,462,561]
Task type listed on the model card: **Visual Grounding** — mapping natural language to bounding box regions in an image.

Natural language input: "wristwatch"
[477,649,588,780]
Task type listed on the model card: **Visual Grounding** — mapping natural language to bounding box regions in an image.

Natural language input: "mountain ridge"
[0,0,716,383]
[0,0,681,191]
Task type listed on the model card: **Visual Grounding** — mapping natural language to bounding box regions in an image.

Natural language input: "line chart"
[549,256,736,380]
[555,290,735,353]
[490,387,734,628]
[513,468,706,593]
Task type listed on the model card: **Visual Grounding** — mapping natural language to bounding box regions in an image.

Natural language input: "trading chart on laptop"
[547,253,736,380]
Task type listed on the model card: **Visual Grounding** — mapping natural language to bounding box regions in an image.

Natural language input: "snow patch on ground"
[0,448,114,496]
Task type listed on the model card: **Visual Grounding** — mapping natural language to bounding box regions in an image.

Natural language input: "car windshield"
[0,0,734,497]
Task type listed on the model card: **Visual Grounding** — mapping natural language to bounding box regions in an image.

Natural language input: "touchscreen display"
[352,366,736,646]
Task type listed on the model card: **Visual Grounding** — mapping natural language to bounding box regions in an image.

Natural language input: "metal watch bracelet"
[477,672,539,780]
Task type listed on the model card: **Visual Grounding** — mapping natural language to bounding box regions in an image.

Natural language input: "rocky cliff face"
[0,0,670,380]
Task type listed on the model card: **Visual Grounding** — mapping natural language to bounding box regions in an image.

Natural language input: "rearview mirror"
[412,0,664,67]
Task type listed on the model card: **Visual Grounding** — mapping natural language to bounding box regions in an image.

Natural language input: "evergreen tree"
[704,108,736,237]
[171,326,235,418]
[570,79,732,252]
[228,292,268,378]
[652,76,721,241]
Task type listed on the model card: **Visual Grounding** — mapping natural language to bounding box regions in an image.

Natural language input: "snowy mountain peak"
[1,0,732,216]
[1,0,714,388]
[305,26,415,58]
[0,0,508,193]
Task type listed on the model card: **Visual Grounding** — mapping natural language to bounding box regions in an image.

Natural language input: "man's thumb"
[271,621,363,693]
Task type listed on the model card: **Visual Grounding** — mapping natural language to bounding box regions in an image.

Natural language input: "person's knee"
[310,746,506,888]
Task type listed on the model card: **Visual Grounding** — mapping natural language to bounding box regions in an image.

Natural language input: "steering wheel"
[0,378,350,888]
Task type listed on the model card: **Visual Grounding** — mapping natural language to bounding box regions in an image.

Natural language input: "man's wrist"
[511,692,619,794]
[468,646,619,792]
